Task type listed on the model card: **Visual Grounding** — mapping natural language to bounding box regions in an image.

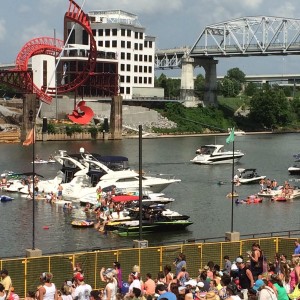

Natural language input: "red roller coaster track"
[0,0,97,104]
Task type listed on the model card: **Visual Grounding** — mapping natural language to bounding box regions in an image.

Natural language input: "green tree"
[244,82,259,97]
[249,83,292,128]
[194,74,205,99]
[227,67,246,83]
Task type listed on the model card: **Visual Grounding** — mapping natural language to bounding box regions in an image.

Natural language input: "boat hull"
[191,154,244,165]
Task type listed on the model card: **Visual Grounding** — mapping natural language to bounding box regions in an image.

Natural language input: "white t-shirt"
[129,279,141,292]
[73,283,92,300]
[103,281,117,300]
[258,287,278,300]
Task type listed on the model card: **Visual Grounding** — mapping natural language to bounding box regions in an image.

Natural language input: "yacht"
[191,144,244,165]
[288,165,300,175]
[60,151,181,200]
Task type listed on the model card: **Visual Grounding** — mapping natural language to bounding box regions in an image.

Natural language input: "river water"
[1,133,300,258]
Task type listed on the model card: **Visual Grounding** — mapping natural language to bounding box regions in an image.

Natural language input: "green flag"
[226,127,235,144]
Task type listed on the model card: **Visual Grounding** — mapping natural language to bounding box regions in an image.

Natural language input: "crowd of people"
[3,241,300,300]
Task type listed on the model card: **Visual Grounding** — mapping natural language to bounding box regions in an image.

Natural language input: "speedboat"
[191,144,244,165]
[257,186,284,198]
[235,168,266,184]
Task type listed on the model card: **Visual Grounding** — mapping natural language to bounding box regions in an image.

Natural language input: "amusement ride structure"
[0,0,118,125]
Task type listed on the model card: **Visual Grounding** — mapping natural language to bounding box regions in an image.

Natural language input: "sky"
[1,0,300,76]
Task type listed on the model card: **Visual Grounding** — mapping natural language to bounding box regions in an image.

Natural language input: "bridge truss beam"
[190,16,300,57]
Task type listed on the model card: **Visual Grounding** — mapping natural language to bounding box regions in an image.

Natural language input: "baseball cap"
[197,282,205,288]
[75,273,84,281]
[236,257,243,263]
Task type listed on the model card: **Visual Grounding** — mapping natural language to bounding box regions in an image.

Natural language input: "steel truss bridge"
[155,16,300,69]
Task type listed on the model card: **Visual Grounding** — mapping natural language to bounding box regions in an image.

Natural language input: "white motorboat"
[235,168,266,184]
[191,144,244,165]
[288,165,300,175]
[257,186,283,198]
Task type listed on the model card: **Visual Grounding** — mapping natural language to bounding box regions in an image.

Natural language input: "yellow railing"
[2,237,297,298]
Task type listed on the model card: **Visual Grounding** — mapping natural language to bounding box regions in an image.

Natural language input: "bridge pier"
[180,57,200,107]
[194,58,218,106]
[21,93,37,141]
[110,95,123,140]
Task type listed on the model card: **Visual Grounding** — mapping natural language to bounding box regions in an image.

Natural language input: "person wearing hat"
[101,271,117,300]
[37,272,57,300]
[0,269,12,299]
[236,257,254,300]
[73,272,92,300]
[184,279,198,300]
[253,279,277,300]
[57,282,72,300]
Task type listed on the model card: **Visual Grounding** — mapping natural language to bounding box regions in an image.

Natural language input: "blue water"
[1,133,300,258]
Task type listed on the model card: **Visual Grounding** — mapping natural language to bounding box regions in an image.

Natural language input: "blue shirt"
[295,245,300,255]
[158,292,177,300]
[176,260,186,276]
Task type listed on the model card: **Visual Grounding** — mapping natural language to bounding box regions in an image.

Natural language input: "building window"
[126,76,130,83]
[144,41,148,48]
[121,52,125,59]
[148,77,152,84]
[112,29,117,36]
[120,86,124,93]
[139,32,143,39]
[82,30,88,45]
[127,53,131,60]
[127,41,131,49]
[144,77,147,84]
[134,43,138,50]
[105,41,110,47]
[144,66,147,73]
[92,29,96,36]
[134,65,138,72]
[139,55,142,62]
[98,41,103,47]
[149,66,152,73]
[112,40,117,48]
[134,54,138,61]
[134,77,138,83]
[127,30,131,37]
[121,29,125,36]
[105,29,110,36]
[135,32,139,39]
[121,64,125,71]
[43,60,47,87]
[98,29,103,36]
[144,55,148,62]
[126,87,130,94]
[139,44,143,50]
[149,41,153,48]
[139,77,142,83]
[139,66,142,72]
[121,41,125,48]
[149,56,152,62]
[120,76,124,83]
[126,64,131,71]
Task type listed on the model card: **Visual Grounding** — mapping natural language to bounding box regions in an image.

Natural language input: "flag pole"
[231,140,235,232]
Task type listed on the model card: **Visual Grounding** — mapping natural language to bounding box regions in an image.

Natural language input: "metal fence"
[1,237,297,298]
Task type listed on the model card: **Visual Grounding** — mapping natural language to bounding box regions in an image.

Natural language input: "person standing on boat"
[57,184,63,200]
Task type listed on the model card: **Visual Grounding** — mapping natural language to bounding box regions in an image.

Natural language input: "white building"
[65,9,156,99]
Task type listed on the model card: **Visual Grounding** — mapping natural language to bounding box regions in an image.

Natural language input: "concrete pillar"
[26,248,42,257]
[201,59,218,106]
[22,94,37,141]
[180,57,200,107]
[225,231,240,242]
[110,95,123,140]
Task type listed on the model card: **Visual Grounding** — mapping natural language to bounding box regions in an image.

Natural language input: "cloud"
[18,4,31,14]
[0,19,6,42]
[87,0,183,15]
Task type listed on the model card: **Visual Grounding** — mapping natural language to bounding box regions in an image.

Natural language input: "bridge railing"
[1,236,298,298]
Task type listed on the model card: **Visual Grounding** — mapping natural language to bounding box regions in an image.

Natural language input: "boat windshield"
[200,146,215,154]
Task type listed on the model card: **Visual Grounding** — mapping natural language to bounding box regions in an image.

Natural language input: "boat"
[288,165,300,175]
[257,186,284,198]
[226,192,239,198]
[71,220,94,228]
[32,159,56,164]
[115,219,193,236]
[234,168,266,184]
[228,128,246,136]
[271,195,287,202]
[191,145,244,165]
[0,195,14,202]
